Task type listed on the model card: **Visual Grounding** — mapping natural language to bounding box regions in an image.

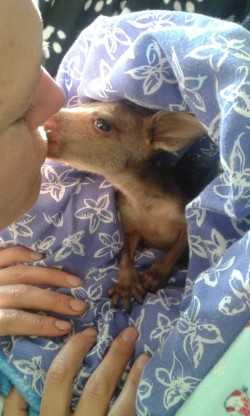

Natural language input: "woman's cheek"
[0,171,41,230]
[16,121,46,198]
[33,127,48,165]
[0,122,46,228]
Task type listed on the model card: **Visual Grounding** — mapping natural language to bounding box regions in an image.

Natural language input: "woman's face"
[0,0,65,229]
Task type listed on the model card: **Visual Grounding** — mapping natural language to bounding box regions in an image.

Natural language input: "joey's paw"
[108,273,146,310]
[142,268,168,293]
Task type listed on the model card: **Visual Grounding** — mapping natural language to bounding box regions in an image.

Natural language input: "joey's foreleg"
[142,228,187,293]
[108,233,145,310]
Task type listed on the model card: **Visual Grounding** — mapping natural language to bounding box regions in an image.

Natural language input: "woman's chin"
[21,174,42,215]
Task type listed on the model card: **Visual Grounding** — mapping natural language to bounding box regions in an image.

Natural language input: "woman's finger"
[0,264,81,288]
[0,284,87,316]
[74,327,138,416]
[40,328,97,416]
[3,388,27,416]
[0,246,42,268]
[0,309,73,336]
[108,354,150,416]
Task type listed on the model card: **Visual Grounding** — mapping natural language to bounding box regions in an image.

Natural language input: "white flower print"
[74,175,96,193]
[129,309,145,343]
[187,34,250,72]
[81,58,117,99]
[84,264,118,282]
[219,268,250,315]
[13,356,46,396]
[220,66,250,119]
[99,178,113,189]
[54,231,85,262]
[197,256,236,288]
[177,296,224,367]
[95,306,115,357]
[95,21,132,60]
[85,282,103,301]
[72,264,118,301]
[172,48,207,112]
[156,353,200,410]
[231,216,250,236]
[129,10,176,30]
[186,196,206,228]
[182,277,194,300]
[169,102,189,112]
[75,194,114,234]
[43,212,64,228]
[0,337,12,355]
[214,132,250,216]
[31,235,56,256]
[40,165,80,202]
[65,36,90,86]
[136,379,153,416]
[151,314,178,345]
[203,228,232,265]
[206,113,221,144]
[189,234,208,259]
[147,289,181,310]
[43,341,61,351]
[95,231,122,258]
[126,40,177,96]
[8,214,35,241]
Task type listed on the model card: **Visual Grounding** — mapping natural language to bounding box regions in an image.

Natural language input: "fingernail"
[30,251,44,260]
[66,275,81,286]
[121,327,138,343]
[70,299,86,312]
[55,320,71,331]
[136,354,150,370]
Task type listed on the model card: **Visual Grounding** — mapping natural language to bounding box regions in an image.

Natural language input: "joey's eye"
[94,118,112,132]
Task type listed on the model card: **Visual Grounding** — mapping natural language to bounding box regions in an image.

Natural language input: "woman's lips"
[37,126,48,143]
[43,118,60,156]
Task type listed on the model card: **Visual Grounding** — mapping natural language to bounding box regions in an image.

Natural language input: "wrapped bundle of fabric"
[0,10,249,416]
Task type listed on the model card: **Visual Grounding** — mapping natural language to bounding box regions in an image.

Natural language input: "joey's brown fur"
[45,101,206,309]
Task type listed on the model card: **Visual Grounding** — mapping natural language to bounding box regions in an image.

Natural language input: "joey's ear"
[148,111,207,152]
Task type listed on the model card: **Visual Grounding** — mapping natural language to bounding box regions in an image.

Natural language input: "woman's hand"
[0,246,87,337]
[4,327,149,416]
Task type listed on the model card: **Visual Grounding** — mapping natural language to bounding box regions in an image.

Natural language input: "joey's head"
[44,101,206,178]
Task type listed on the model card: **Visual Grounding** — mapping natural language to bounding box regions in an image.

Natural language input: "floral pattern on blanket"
[224,388,250,415]
[0,10,250,416]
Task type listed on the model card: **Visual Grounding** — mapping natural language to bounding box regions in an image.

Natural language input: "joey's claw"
[108,284,132,310]
[131,280,146,304]
[108,287,122,308]
[108,271,147,310]
[142,269,168,293]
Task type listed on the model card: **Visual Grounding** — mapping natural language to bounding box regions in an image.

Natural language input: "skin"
[0,1,148,413]
[4,327,149,416]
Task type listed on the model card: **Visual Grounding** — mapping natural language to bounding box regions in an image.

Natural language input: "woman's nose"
[25,67,65,130]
